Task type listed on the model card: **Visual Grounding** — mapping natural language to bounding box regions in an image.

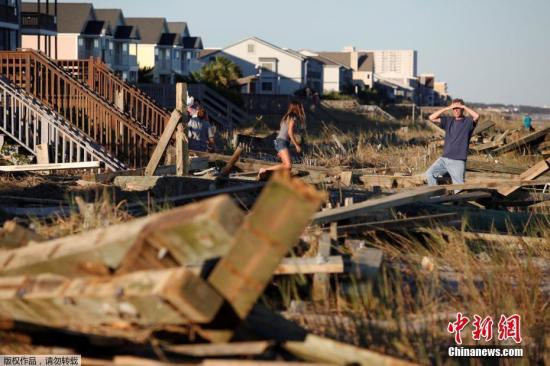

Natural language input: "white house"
[199,37,323,95]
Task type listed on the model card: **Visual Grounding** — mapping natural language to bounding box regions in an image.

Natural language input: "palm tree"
[193,56,242,89]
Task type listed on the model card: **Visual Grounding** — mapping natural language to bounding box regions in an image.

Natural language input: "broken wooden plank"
[274,256,343,275]
[208,172,325,319]
[219,147,243,178]
[284,334,416,366]
[359,174,424,189]
[497,159,550,196]
[0,195,244,276]
[0,161,100,172]
[472,120,495,136]
[438,178,550,192]
[0,268,223,329]
[164,341,272,357]
[492,126,550,154]
[461,232,547,247]
[145,110,183,176]
[466,160,524,175]
[0,221,44,249]
[312,233,332,302]
[311,186,446,226]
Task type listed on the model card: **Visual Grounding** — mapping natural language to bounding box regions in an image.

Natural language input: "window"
[155,48,159,56]
[260,62,275,72]
[93,39,99,48]
[261,82,273,91]
[78,38,83,46]
[122,43,128,52]
[247,44,255,53]
[165,49,170,58]
[109,41,113,50]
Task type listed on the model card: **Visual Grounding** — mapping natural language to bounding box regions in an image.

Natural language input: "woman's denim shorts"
[274,138,290,152]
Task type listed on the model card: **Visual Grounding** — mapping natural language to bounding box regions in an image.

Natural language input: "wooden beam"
[0,161,100,172]
[274,256,343,275]
[175,83,189,176]
[461,232,547,247]
[311,186,446,226]
[164,341,272,357]
[466,160,524,175]
[144,110,182,176]
[208,172,325,318]
[492,126,550,154]
[0,268,223,329]
[0,195,244,277]
[472,120,495,136]
[312,233,332,302]
[35,144,49,174]
[284,334,416,366]
[438,178,550,192]
[497,159,550,196]
[219,147,243,178]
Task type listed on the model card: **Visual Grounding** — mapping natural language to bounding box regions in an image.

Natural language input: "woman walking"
[259,101,305,177]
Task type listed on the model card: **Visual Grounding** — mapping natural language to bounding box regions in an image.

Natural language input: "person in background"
[259,101,305,177]
[523,114,534,131]
[425,98,480,187]
[187,96,198,118]
[187,106,215,152]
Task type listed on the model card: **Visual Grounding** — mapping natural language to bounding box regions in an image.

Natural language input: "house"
[125,17,178,83]
[299,50,352,93]
[21,2,107,60]
[95,9,141,82]
[167,22,203,76]
[319,47,375,89]
[200,36,323,95]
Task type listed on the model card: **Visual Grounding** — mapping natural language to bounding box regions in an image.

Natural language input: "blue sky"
[62,0,550,107]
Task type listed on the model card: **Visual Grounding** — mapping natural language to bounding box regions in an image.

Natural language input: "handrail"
[0,77,126,171]
[0,49,156,168]
[57,58,170,137]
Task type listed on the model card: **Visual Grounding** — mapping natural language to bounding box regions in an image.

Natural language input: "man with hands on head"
[425,98,480,188]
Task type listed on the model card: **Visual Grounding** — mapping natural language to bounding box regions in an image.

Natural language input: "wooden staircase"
[0,49,157,168]
[57,58,170,137]
[0,77,126,171]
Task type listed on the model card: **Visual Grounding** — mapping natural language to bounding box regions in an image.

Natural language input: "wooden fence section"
[57,58,170,138]
[0,50,157,168]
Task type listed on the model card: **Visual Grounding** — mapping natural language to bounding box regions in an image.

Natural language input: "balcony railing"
[0,4,17,24]
[21,12,57,32]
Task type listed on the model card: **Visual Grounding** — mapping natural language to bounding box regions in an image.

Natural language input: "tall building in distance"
[369,49,418,81]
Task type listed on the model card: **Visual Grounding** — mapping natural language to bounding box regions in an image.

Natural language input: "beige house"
[299,50,352,93]
[22,3,102,60]
[95,9,140,82]
[319,48,375,89]
[125,17,177,83]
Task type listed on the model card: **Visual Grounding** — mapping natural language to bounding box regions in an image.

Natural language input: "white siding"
[323,66,340,92]
[216,39,304,95]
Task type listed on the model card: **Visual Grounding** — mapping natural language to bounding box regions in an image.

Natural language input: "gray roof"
[95,9,124,28]
[182,36,203,50]
[318,51,374,72]
[23,2,94,33]
[318,52,351,68]
[126,17,167,44]
[357,52,374,72]
[199,49,220,59]
[167,22,189,36]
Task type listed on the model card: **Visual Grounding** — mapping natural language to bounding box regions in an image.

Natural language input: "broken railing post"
[175,82,189,176]
[208,172,325,318]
